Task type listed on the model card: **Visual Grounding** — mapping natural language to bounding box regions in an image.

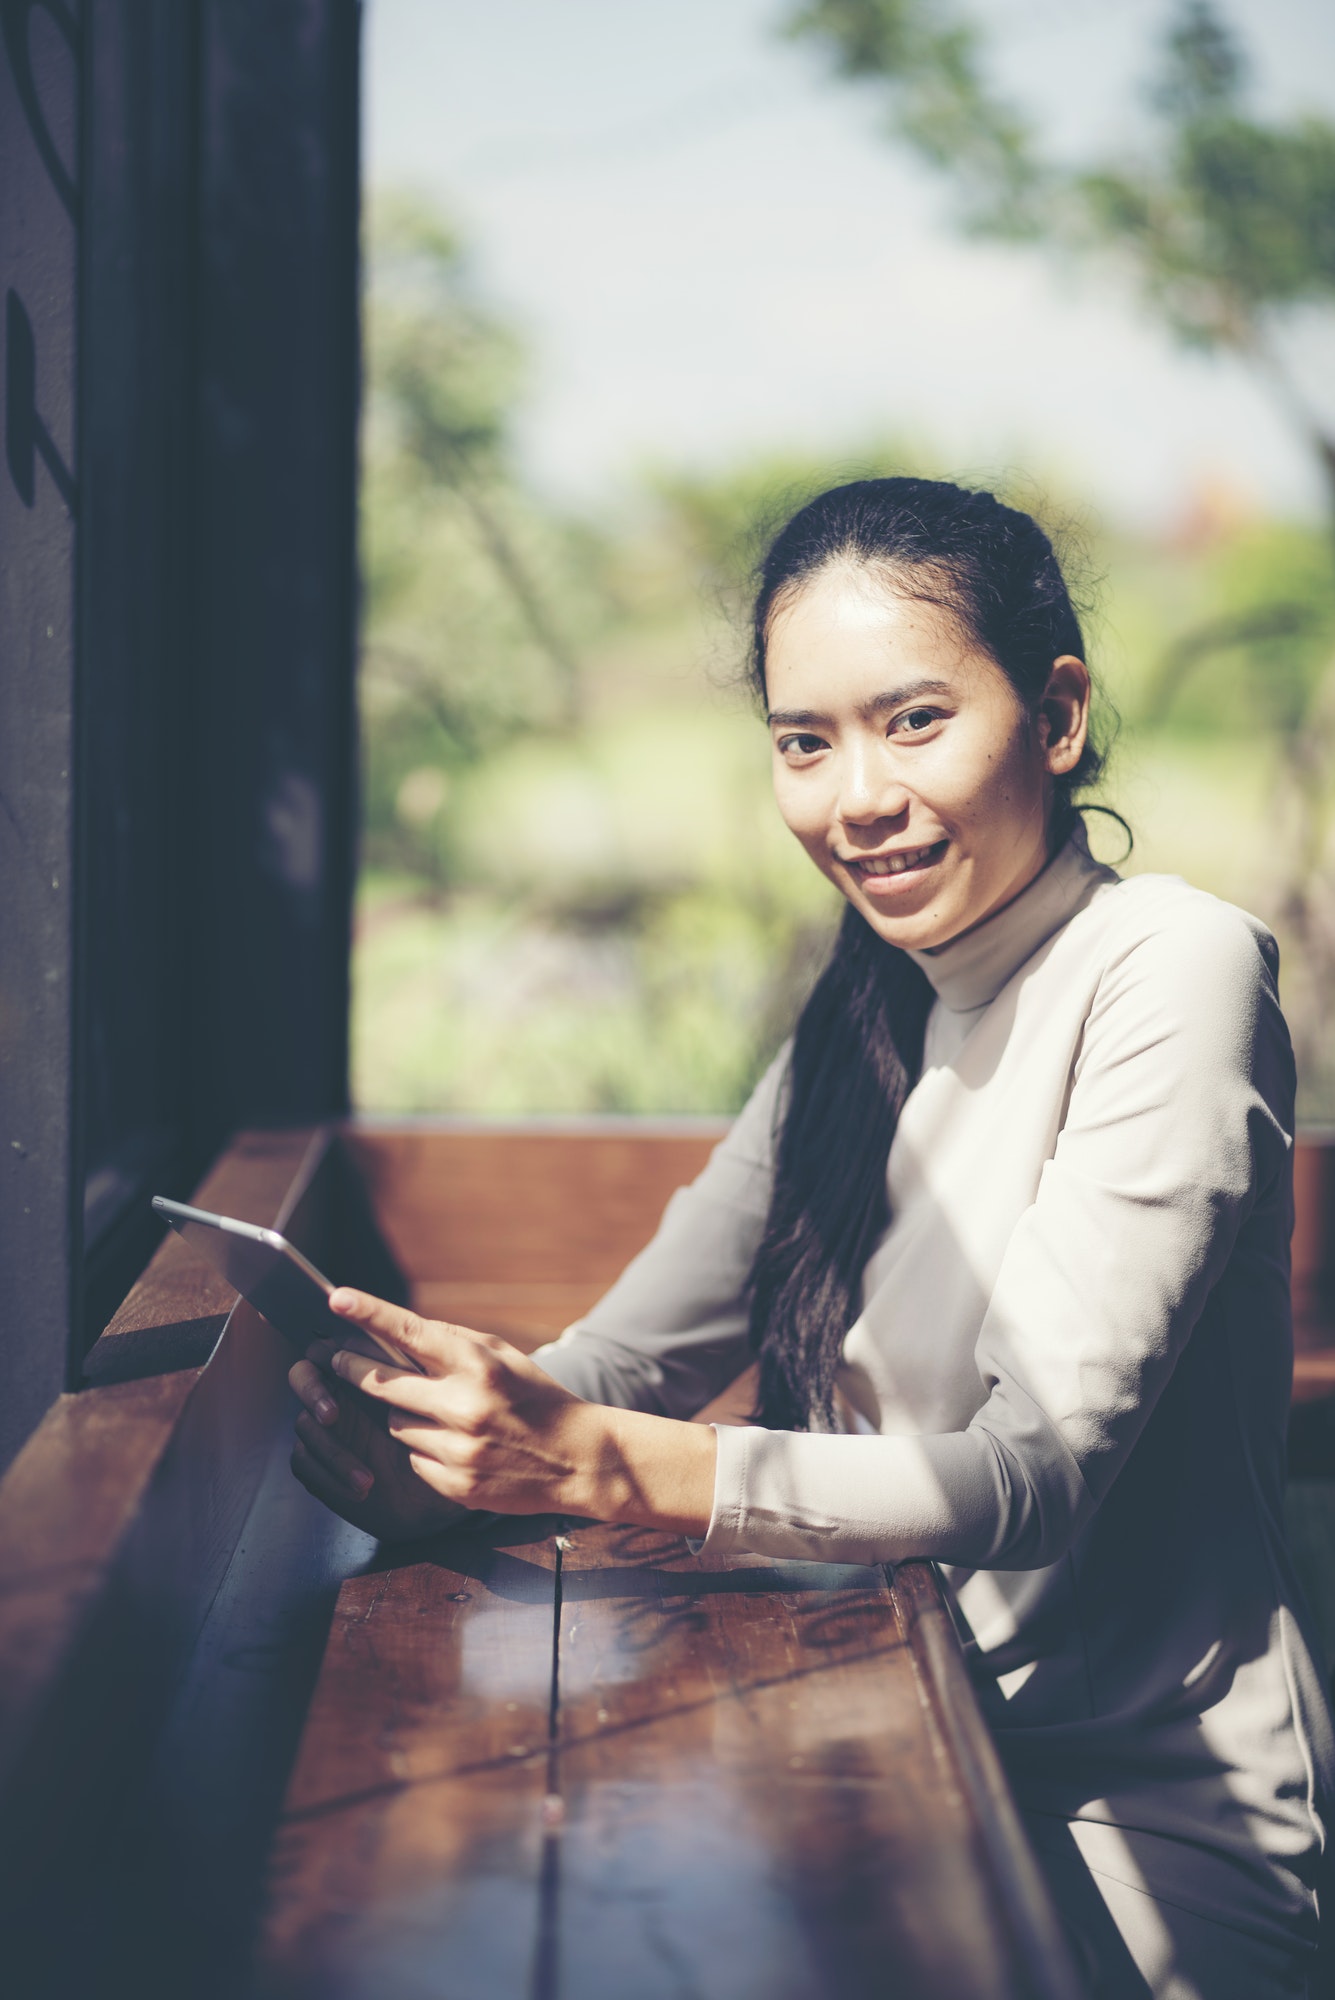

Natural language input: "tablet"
[151,1196,424,1373]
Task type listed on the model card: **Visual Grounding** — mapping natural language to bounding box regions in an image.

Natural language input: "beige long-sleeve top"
[532,830,1335,1941]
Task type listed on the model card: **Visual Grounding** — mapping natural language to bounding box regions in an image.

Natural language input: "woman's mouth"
[844,839,948,888]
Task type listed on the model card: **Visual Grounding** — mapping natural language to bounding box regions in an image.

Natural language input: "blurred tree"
[361,193,595,881]
[785,1,1335,507]
[648,441,931,592]
[787,0,1335,1108]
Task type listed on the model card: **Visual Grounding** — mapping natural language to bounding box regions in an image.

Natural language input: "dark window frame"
[0,0,361,1473]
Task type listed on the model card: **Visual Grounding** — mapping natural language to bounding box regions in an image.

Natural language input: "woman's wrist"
[559,1401,717,1538]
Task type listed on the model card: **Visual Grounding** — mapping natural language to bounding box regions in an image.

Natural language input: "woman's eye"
[895,707,942,735]
[778,733,826,759]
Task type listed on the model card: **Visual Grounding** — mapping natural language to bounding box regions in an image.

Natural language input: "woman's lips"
[843,839,948,892]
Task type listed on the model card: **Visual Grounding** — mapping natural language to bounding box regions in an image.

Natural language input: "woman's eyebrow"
[767,678,955,729]
[861,677,955,718]
[767,706,832,728]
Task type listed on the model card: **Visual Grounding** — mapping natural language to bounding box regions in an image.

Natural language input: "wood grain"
[1293,1351,1335,1404]
[1293,1139,1335,1407]
[84,1127,324,1385]
[259,1520,566,2000]
[0,1370,199,1777]
[259,1522,1081,2000]
[551,1526,1076,2000]
[343,1127,723,1286]
[0,1127,331,1972]
[1294,1137,1335,1341]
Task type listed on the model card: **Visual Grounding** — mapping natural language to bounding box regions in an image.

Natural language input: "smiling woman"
[745,480,1106,1436]
[764,590,1088,945]
[291,476,1333,2000]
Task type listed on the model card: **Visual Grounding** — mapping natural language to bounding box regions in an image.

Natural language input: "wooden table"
[258,1520,1076,2000]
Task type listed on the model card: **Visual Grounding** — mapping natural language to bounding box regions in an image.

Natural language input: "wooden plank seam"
[533,1530,567,2000]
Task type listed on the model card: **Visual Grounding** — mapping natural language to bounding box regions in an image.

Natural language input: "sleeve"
[701,902,1295,1568]
[529,1046,787,1417]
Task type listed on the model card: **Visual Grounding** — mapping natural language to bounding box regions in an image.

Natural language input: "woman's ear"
[1038,655,1091,776]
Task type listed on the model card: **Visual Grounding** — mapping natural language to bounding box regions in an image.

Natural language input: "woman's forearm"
[559,1401,717,1538]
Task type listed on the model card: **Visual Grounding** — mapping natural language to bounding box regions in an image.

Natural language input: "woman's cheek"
[773,769,831,849]
[940,731,1023,834]
[769,763,799,829]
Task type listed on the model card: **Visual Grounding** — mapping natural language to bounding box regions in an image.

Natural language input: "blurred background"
[353,0,1335,1122]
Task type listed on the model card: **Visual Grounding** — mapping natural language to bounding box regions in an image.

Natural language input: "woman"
[291,478,1333,1998]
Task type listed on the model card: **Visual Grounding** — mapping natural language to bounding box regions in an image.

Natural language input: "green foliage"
[646,440,936,596]
[360,193,606,883]
[1154,1,1242,116]
[783,0,1041,235]
[356,195,852,1114]
[1080,88,1335,347]
[787,3,1335,419]
[353,875,837,1117]
[365,191,523,481]
[1111,516,1335,736]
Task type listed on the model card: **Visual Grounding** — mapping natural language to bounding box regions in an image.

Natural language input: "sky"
[365,0,1335,531]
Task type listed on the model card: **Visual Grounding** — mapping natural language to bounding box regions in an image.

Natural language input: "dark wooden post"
[0,0,361,1473]
[188,0,360,1145]
[0,0,85,1473]
[76,0,205,1353]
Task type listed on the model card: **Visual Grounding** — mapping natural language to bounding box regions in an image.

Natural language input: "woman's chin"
[840,865,958,950]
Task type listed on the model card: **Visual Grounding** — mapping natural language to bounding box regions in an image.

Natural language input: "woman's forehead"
[764,567,992,697]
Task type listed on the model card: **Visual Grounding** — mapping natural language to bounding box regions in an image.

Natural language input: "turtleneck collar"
[905,820,1117,1014]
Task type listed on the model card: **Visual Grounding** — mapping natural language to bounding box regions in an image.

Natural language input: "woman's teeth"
[855,842,943,876]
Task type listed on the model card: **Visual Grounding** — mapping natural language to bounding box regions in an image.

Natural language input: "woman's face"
[764,563,1090,953]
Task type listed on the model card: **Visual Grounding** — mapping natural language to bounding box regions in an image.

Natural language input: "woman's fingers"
[303,1293,595,1520]
[327,1288,442,1372]
[405,1451,459,1500]
[327,1288,493,1378]
[294,1409,374,1496]
[330,1347,446,1411]
[291,1436,371,1514]
[308,1329,398,1371]
[386,1413,452,1457]
[289,1357,339,1426]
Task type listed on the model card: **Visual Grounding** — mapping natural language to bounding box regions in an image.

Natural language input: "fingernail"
[350,1468,373,1496]
[330,1350,349,1375]
[315,1396,337,1425]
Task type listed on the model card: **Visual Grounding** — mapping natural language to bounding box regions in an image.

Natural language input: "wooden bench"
[5,1121,1331,1995]
[1293,1134,1335,1403]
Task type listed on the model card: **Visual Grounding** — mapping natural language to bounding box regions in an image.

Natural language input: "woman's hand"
[289,1342,470,1542]
[319,1287,718,1535]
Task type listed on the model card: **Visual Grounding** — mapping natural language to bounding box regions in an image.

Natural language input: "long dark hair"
[746,477,1109,1430]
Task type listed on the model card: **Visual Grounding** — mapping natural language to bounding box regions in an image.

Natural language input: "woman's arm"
[321,1288,717,1535]
[288,1335,757,1538]
[527,1048,786,1415]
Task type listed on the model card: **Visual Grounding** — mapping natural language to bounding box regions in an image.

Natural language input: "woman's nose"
[836,746,909,826]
